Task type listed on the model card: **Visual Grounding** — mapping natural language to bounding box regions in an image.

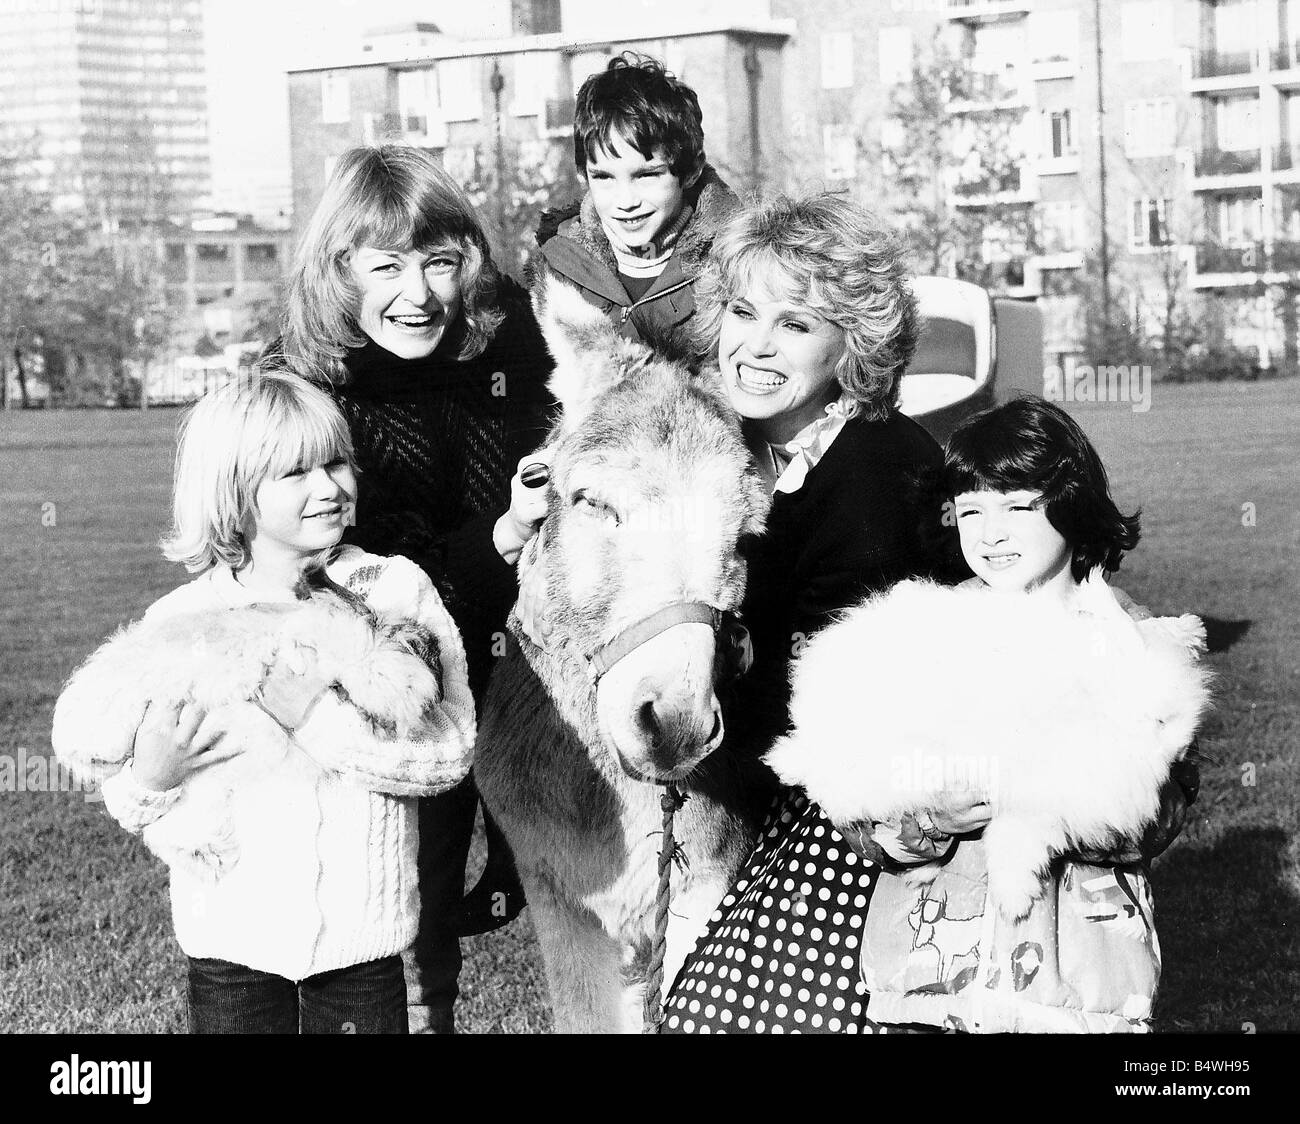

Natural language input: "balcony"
[1191,48,1256,79]
[1195,241,1263,274]
[1192,147,1263,182]
[1270,43,1300,71]
[946,70,1029,112]
[1272,142,1300,178]
[1030,52,1076,81]
[1189,47,1260,94]
[1269,239,1300,268]
[953,166,1035,206]
[944,0,1032,23]
[1188,240,1300,286]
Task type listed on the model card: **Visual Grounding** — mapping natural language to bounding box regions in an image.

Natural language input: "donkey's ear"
[533,272,627,424]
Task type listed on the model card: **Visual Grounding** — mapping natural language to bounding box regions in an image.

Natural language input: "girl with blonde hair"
[54,371,475,1033]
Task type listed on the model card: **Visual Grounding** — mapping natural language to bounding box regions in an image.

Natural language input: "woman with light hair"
[658,193,955,1033]
[266,144,554,1034]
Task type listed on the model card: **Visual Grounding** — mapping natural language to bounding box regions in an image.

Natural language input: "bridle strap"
[587,602,721,684]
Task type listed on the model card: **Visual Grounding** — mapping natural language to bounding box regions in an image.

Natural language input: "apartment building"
[0,0,211,221]
[285,13,792,263]
[773,0,1290,365]
[284,0,1294,367]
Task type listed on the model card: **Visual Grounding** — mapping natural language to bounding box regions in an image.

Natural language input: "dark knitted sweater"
[726,409,946,764]
[331,279,555,698]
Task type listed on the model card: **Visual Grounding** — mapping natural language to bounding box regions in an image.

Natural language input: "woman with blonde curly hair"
[265,145,554,1034]
[659,193,951,1034]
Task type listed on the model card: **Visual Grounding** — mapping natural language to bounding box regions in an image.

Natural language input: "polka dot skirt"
[661,788,884,1034]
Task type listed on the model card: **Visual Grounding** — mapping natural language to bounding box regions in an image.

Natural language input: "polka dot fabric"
[661,788,884,1034]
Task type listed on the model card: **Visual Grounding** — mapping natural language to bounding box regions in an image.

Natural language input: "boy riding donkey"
[531,52,739,345]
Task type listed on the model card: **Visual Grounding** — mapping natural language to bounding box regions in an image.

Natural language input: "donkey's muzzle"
[632,686,725,777]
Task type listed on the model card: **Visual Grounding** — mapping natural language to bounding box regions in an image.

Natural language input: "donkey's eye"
[572,491,620,525]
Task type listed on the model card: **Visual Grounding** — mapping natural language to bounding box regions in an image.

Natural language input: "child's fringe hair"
[161,371,356,574]
[941,394,1141,581]
[281,145,503,386]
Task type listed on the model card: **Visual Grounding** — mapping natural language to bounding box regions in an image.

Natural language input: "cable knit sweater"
[325,277,555,699]
[95,548,472,982]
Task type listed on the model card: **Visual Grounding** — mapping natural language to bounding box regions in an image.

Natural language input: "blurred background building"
[0,0,211,221]
[276,0,1294,373]
[2,0,1292,405]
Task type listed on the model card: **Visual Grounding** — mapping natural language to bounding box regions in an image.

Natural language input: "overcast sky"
[201,0,511,208]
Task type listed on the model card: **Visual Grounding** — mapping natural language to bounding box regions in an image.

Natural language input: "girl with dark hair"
[768,394,1206,1033]
[940,394,1141,584]
[266,144,555,1033]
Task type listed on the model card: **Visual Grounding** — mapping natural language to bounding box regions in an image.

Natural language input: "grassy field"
[2,382,1296,1032]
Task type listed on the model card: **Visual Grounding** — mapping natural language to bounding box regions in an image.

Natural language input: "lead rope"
[643,784,688,1033]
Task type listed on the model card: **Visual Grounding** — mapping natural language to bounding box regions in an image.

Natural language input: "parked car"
[899,276,1044,444]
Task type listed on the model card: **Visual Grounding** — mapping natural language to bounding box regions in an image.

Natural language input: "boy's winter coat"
[532,164,738,346]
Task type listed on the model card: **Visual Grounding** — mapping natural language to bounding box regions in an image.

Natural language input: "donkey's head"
[521,275,769,782]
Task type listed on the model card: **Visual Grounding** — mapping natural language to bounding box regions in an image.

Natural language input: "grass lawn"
[1,382,1296,1032]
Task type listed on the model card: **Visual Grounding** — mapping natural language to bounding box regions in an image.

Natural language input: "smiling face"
[584,135,696,255]
[247,456,357,569]
[955,489,1075,597]
[347,244,464,359]
[717,276,847,445]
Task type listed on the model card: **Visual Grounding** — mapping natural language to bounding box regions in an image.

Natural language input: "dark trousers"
[403,777,478,1033]
[187,955,408,1034]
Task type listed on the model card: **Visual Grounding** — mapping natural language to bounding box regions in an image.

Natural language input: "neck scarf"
[765,392,860,495]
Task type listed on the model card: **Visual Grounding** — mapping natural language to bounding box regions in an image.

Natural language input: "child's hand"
[928,795,993,837]
[493,451,553,564]
[131,700,241,792]
[257,664,333,731]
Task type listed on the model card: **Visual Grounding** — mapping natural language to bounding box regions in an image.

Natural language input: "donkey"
[474,276,772,1033]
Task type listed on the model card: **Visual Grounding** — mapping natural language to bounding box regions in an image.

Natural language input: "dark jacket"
[532,164,739,346]
[726,408,946,765]
[267,277,555,700]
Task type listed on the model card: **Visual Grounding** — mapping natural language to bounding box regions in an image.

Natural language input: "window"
[398,69,437,134]
[320,71,350,124]
[1028,10,1078,63]
[438,57,482,122]
[1214,193,1263,241]
[511,53,547,117]
[196,243,229,261]
[1120,2,1174,62]
[821,32,853,90]
[1042,109,1075,158]
[1041,295,1085,351]
[245,243,278,263]
[1213,95,1261,150]
[1212,0,1257,55]
[822,124,856,181]
[1124,98,1176,157]
[1130,197,1173,247]
[878,27,913,86]
[569,50,612,97]
[1039,202,1084,253]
